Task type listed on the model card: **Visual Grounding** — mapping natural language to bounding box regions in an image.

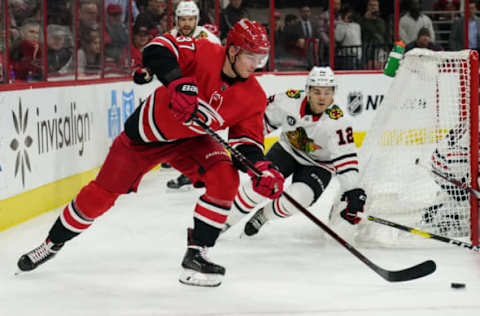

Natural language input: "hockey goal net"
[333,49,479,247]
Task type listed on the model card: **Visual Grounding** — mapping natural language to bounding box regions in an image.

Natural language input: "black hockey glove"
[133,67,153,84]
[340,188,367,225]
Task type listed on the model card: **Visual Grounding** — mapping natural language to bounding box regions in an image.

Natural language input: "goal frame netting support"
[347,49,479,247]
[468,50,479,246]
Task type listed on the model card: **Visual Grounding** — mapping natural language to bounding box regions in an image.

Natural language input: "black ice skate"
[166,174,193,191]
[179,245,226,287]
[244,208,268,236]
[17,239,64,273]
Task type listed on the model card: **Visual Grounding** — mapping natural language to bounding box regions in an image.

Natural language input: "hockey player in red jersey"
[17,19,284,287]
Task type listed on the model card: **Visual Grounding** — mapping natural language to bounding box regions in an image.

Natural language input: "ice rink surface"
[1,169,480,316]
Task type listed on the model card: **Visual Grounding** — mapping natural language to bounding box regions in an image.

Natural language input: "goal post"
[337,49,479,247]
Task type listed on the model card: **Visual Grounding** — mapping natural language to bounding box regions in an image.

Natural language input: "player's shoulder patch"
[196,31,209,39]
[325,105,344,120]
[285,89,303,99]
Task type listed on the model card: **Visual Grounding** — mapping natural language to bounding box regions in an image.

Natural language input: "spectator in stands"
[449,1,480,51]
[298,6,319,39]
[10,18,43,81]
[79,0,99,35]
[134,0,167,37]
[77,26,101,77]
[432,0,460,49]
[361,0,388,69]
[399,0,435,44]
[131,22,151,68]
[317,0,342,49]
[104,0,140,23]
[220,0,250,41]
[105,4,129,64]
[47,0,73,26]
[273,11,289,59]
[282,14,305,57]
[405,27,442,52]
[47,24,73,75]
[335,5,362,70]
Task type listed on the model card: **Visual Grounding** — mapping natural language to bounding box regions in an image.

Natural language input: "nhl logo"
[286,116,296,126]
[347,91,363,116]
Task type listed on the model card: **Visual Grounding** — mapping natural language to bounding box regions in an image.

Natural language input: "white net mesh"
[331,49,476,247]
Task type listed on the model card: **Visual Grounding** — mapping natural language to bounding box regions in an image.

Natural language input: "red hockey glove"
[340,188,367,225]
[133,67,152,84]
[248,161,284,200]
[168,77,199,123]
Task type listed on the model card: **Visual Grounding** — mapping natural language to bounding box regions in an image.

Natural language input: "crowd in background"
[0,0,477,83]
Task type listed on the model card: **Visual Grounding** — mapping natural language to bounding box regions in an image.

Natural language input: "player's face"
[308,86,334,114]
[234,50,268,78]
[177,16,197,36]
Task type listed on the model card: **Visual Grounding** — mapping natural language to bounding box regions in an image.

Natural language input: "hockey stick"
[193,117,436,282]
[363,214,480,253]
[415,158,480,199]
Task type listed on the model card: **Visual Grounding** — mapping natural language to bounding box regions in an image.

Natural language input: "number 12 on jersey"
[336,127,354,145]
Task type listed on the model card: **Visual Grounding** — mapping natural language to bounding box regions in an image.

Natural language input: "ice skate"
[167,174,193,192]
[244,208,268,236]
[179,245,225,287]
[16,239,64,274]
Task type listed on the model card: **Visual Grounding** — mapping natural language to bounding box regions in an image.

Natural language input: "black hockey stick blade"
[379,260,436,282]
[193,118,436,282]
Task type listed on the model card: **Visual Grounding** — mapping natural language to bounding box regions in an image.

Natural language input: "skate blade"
[166,185,194,193]
[179,269,223,287]
[14,269,25,276]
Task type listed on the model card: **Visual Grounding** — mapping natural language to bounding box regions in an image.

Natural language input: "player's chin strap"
[192,116,436,282]
[226,46,243,79]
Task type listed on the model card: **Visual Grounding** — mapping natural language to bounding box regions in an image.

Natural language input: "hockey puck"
[451,282,466,289]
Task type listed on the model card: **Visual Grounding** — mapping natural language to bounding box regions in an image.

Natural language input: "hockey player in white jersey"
[224,66,367,235]
[169,0,221,44]
[166,0,222,190]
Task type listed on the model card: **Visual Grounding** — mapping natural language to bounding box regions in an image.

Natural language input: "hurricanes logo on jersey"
[286,89,302,99]
[326,105,343,120]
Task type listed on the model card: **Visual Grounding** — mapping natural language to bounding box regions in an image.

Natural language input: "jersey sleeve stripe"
[145,35,180,59]
[147,93,168,142]
[229,136,264,152]
[337,168,359,175]
[331,153,357,163]
[138,97,152,143]
[334,160,358,169]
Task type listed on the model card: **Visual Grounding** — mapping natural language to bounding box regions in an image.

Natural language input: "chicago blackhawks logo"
[286,89,302,99]
[196,31,208,39]
[326,105,343,120]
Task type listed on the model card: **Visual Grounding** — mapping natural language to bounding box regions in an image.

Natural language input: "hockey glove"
[168,77,199,123]
[133,67,153,84]
[286,127,316,153]
[248,161,284,200]
[340,188,367,225]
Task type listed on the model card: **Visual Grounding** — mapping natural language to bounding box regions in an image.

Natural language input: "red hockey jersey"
[130,34,267,153]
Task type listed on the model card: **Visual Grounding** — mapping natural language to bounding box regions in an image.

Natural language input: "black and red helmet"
[226,19,270,54]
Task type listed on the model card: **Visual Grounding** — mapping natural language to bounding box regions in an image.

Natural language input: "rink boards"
[0,73,392,230]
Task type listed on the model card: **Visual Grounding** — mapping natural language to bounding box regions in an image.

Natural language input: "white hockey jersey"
[264,89,360,192]
[169,25,221,45]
